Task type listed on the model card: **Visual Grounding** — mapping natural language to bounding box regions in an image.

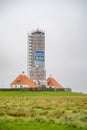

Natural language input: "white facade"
[11,84,32,88]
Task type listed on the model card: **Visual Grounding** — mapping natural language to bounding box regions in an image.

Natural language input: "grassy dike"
[0,91,86,96]
[0,91,87,130]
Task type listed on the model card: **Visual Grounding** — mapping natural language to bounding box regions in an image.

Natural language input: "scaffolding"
[27,29,46,83]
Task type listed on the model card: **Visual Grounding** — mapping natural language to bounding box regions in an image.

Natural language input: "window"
[20,85,23,88]
[15,86,17,88]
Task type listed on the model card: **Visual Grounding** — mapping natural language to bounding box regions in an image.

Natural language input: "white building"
[10,72,37,88]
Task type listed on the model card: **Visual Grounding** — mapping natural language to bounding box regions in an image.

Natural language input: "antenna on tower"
[36,28,40,32]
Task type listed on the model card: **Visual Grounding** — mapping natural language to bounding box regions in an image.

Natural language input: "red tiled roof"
[10,74,37,88]
[46,77,63,88]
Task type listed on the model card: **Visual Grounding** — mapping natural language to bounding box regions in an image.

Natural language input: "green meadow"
[0,91,87,130]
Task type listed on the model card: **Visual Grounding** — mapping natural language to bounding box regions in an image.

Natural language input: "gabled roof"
[46,76,63,88]
[10,74,37,88]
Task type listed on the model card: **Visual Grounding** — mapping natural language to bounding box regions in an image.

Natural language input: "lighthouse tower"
[27,29,46,84]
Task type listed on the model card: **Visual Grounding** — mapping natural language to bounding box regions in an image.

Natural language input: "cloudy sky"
[0,0,87,93]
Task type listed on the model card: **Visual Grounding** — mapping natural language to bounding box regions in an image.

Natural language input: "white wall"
[10,84,30,88]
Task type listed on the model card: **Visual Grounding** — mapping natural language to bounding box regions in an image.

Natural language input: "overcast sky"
[0,0,87,93]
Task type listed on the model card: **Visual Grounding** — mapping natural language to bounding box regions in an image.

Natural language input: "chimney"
[22,71,25,76]
[50,74,52,78]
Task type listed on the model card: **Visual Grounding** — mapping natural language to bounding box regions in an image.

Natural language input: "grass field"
[0,91,86,96]
[0,91,87,130]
